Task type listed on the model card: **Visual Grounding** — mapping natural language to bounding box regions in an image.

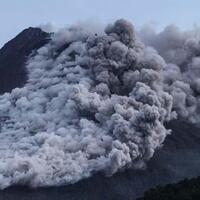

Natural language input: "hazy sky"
[1,0,200,47]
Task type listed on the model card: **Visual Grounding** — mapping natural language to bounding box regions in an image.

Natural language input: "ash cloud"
[0,19,199,189]
[139,25,200,123]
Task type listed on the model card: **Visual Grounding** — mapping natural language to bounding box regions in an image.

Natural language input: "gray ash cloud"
[0,19,199,189]
[140,24,200,123]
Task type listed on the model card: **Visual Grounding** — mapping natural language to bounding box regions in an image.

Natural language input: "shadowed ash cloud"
[140,25,200,123]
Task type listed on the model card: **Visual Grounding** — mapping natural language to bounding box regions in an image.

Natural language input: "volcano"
[0,20,200,200]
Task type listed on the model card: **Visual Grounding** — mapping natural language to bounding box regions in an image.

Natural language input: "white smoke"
[0,19,175,189]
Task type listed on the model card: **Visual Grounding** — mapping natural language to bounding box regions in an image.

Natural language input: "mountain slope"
[0,27,50,94]
[139,176,200,200]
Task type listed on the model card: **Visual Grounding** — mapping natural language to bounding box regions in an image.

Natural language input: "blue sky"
[1,0,200,47]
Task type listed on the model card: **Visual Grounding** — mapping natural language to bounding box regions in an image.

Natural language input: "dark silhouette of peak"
[0,27,50,94]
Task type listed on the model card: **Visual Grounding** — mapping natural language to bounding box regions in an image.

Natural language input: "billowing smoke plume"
[140,25,200,124]
[0,19,175,189]
[1,19,200,189]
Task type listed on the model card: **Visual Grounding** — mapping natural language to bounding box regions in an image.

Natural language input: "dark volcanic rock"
[0,27,50,94]
[139,176,200,200]
[0,120,200,200]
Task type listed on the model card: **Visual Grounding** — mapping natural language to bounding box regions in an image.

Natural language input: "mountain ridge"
[0,27,50,94]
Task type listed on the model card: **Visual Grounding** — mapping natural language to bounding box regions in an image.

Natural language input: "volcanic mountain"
[0,27,50,94]
[0,20,200,200]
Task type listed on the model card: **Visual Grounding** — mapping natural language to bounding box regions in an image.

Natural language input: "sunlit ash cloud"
[0,19,199,189]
